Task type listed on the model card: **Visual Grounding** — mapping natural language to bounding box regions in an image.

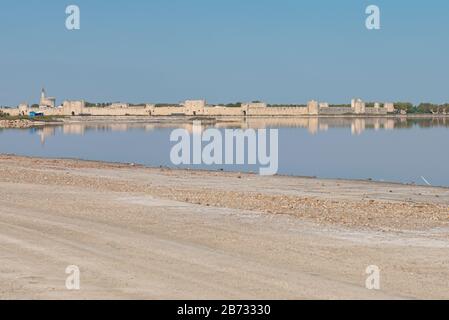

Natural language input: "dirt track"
[0,155,448,299]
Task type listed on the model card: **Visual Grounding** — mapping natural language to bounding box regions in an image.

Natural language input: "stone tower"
[307,100,319,115]
[39,88,56,108]
[352,98,366,114]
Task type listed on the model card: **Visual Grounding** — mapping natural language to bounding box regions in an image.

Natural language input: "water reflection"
[2,116,449,186]
[33,117,449,144]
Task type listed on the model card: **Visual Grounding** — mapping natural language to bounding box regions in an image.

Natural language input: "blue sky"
[0,0,448,106]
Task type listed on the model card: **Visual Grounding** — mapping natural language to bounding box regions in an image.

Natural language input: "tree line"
[391,102,449,114]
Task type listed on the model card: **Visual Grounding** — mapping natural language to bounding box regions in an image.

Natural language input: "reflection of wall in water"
[63,124,85,135]
[35,117,449,144]
[37,126,56,144]
[351,119,366,135]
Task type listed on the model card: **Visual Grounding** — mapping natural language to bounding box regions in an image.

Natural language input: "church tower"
[39,87,56,108]
[40,88,46,103]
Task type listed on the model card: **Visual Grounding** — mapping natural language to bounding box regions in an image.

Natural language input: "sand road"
[0,155,448,299]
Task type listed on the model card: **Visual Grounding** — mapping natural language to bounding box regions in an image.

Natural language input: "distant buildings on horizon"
[0,88,404,117]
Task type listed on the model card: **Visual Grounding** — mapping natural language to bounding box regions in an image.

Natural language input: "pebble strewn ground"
[1,155,449,299]
[0,119,37,128]
[0,155,447,231]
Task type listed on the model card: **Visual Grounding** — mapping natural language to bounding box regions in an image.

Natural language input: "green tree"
[417,103,437,114]
[394,102,415,113]
[226,102,242,108]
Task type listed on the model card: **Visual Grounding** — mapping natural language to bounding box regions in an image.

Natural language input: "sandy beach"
[0,155,448,299]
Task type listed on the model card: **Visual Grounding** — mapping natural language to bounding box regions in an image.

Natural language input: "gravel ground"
[0,119,38,128]
[0,155,448,299]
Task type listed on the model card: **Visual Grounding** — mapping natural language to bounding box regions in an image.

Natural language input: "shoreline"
[0,119,49,129]
[1,154,449,232]
[1,154,449,299]
[52,113,449,123]
[1,112,449,128]
[3,152,449,190]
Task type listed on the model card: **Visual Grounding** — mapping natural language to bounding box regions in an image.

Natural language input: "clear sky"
[1,0,448,106]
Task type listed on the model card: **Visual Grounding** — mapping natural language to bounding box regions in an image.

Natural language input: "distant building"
[307,100,319,115]
[1,88,404,118]
[63,100,85,116]
[182,100,206,115]
[18,103,29,115]
[384,102,395,113]
[183,99,206,109]
[351,98,366,114]
[109,103,130,108]
[241,102,267,109]
[40,88,56,108]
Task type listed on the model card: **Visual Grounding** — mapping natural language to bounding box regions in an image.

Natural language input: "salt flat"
[0,155,448,299]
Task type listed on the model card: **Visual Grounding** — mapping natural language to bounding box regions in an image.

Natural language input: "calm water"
[1,117,449,187]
